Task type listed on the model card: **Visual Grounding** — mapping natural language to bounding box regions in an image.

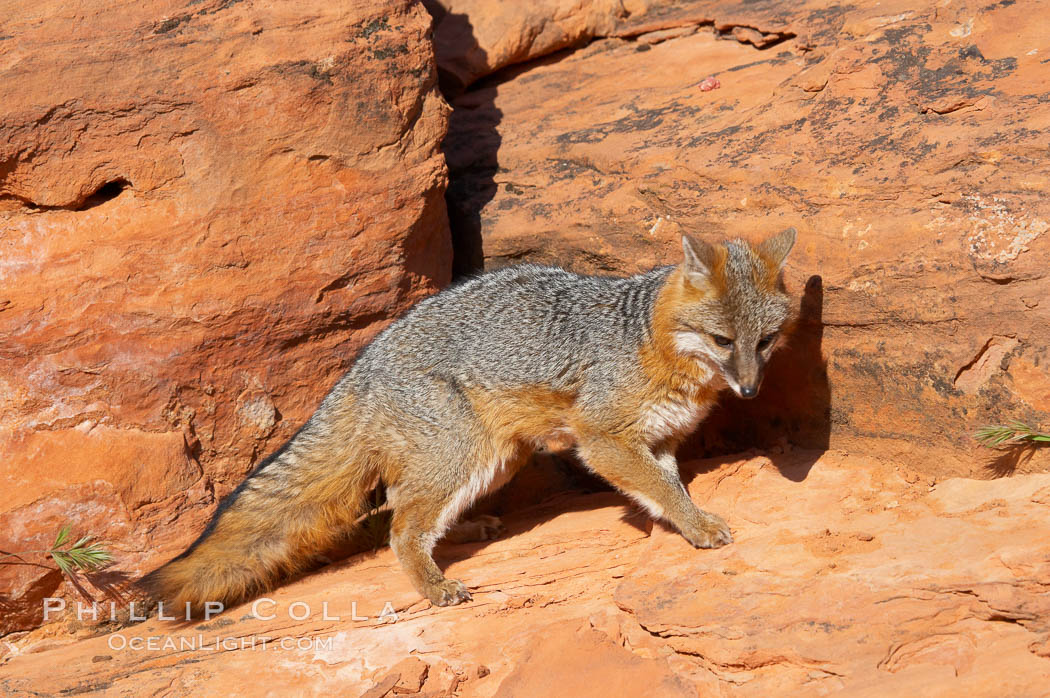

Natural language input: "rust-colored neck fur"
[639,267,720,401]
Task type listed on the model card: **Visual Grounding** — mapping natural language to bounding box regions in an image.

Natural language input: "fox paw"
[427,578,473,607]
[445,515,506,543]
[684,513,733,549]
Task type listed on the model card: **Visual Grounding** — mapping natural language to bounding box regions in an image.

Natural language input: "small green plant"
[974,420,1050,448]
[0,524,113,577]
[48,525,113,575]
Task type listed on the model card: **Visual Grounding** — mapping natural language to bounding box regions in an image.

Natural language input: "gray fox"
[143,229,797,610]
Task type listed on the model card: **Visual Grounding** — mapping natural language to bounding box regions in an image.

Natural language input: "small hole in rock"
[78,179,130,210]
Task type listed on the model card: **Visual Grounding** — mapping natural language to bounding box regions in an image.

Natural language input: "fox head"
[671,228,797,399]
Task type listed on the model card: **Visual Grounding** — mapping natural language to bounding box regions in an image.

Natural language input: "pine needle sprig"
[54,537,113,575]
[0,524,113,577]
[974,420,1050,448]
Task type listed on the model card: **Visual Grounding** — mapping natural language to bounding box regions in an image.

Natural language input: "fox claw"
[685,513,733,549]
[428,578,473,607]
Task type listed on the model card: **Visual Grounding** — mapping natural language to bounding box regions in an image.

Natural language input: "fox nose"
[738,385,758,399]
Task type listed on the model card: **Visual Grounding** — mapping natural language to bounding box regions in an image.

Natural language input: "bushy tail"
[140,427,377,616]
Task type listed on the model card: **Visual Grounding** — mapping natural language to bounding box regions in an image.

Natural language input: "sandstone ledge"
[3,451,1048,696]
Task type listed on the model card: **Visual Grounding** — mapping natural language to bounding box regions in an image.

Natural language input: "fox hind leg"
[389,501,473,606]
[388,460,506,607]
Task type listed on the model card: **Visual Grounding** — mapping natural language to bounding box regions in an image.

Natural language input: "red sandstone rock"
[442,0,1050,474]
[3,452,1048,694]
[425,0,625,91]
[3,5,1050,696]
[426,0,803,92]
[0,0,451,635]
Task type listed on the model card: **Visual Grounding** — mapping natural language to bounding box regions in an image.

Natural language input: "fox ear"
[681,235,717,286]
[758,227,796,268]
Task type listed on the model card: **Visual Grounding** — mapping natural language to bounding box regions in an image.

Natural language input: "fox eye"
[757,332,778,350]
[711,334,734,347]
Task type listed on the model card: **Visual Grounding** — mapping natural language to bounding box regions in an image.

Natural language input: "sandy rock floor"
[3,450,1048,696]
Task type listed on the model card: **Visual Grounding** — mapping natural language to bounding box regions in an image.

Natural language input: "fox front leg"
[576,436,732,548]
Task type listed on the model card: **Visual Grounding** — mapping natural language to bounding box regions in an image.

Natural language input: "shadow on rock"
[984,442,1043,478]
[424,1,502,277]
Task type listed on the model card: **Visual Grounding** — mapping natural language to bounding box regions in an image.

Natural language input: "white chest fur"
[640,394,709,442]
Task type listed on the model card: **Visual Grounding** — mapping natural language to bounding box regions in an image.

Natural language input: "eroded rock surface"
[3,452,1048,695]
[0,0,451,634]
[3,5,1049,693]
[425,0,624,91]
[443,0,1050,473]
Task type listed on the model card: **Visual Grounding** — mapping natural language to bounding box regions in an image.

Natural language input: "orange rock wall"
[0,0,451,634]
[2,0,1049,646]
[440,0,1050,474]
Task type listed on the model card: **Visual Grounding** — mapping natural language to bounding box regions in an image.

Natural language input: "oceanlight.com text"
[106,634,335,652]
